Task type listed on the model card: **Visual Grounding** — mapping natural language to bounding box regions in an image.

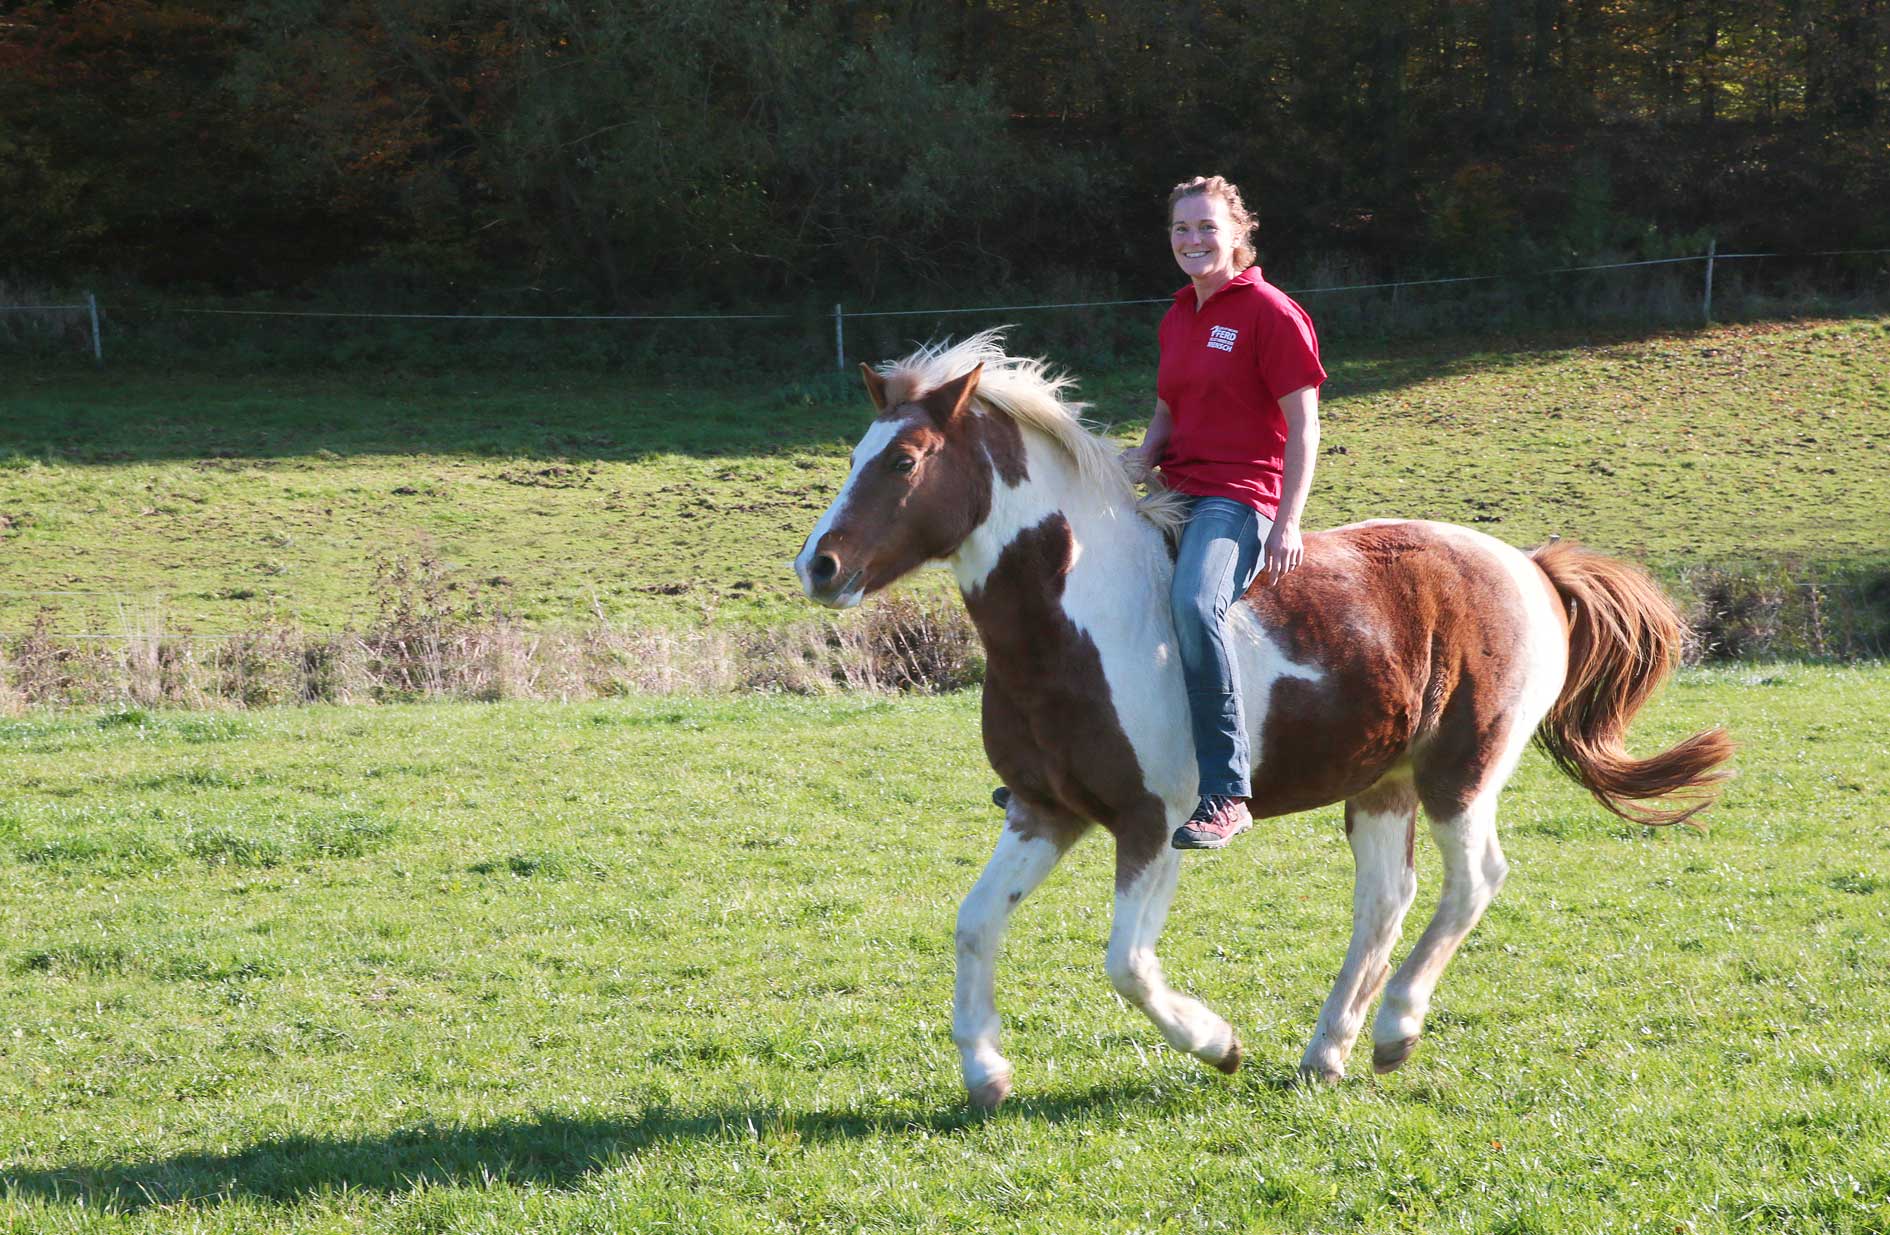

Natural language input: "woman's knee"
[1172,584,1226,631]
[1171,599,1232,677]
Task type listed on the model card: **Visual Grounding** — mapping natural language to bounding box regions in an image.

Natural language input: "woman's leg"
[1169,497,1269,800]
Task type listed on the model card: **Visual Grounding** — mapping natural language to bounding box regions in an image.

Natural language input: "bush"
[1679,560,1890,661]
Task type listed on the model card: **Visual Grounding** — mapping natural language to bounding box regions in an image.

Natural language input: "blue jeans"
[1171,496,1271,798]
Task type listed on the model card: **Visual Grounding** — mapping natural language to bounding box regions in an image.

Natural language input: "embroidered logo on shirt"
[1206,325,1239,353]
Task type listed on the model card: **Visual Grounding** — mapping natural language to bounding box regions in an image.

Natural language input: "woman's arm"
[1263,384,1320,581]
[1120,397,1174,481]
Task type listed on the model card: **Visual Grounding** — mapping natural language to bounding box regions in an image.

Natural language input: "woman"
[1120,174,1326,850]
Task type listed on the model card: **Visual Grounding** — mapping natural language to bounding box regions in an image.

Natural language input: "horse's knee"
[1385,866,1419,917]
[955,895,999,960]
[1483,850,1510,896]
[1105,947,1155,1006]
[1455,849,1508,920]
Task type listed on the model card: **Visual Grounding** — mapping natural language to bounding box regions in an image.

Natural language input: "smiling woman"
[1122,174,1328,850]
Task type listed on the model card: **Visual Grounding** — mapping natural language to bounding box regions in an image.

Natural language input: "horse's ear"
[859,363,888,411]
[920,363,982,427]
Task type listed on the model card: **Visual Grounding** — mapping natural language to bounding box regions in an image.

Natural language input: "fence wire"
[8,247,1887,369]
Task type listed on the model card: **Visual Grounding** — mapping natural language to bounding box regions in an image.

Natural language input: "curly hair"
[1166,175,1257,271]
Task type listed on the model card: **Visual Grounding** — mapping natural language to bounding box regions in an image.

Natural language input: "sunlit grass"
[2,665,1887,1231]
[3,316,1886,634]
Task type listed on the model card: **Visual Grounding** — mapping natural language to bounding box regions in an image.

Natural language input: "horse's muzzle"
[793,548,865,609]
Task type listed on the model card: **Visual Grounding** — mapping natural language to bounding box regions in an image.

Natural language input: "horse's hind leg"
[1299,776,1420,1083]
[1105,834,1243,1075]
[953,795,1080,1110]
[1371,786,1509,1073]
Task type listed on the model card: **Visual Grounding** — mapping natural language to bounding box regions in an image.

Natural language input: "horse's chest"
[962,516,1171,827]
[982,664,1150,824]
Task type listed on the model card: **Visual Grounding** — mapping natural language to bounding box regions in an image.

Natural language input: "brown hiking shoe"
[1171,795,1253,850]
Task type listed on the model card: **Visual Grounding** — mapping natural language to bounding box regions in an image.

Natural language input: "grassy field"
[2,665,1887,1232]
[3,315,1887,635]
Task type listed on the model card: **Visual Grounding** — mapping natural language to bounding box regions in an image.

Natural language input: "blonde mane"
[875,329,1187,537]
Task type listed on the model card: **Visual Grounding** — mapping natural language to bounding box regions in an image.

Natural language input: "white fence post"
[834,303,845,372]
[1702,239,1716,325]
[86,292,103,363]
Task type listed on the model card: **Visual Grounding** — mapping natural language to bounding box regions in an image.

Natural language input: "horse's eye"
[891,456,917,474]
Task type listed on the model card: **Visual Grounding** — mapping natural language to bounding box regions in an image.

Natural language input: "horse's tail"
[1530,540,1734,826]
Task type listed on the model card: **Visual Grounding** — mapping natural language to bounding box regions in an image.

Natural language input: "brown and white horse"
[793,331,1732,1109]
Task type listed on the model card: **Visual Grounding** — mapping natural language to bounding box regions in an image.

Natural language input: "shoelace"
[1192,795,1236,823]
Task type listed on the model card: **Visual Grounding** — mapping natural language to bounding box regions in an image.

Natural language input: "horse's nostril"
[811,553,839,587]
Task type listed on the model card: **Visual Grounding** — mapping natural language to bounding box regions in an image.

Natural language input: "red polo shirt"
[1155,266,1326,518]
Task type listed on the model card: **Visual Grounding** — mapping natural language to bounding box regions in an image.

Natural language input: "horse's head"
[794,362,1000,608]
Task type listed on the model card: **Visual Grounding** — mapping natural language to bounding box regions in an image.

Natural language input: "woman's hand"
[1263,518,1304,584]
[1267,388,1317,584]
[1124,400,1174,485]
[1118,443,1158,483]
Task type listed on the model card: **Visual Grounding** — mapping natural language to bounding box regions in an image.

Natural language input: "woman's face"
[1170,193,1239,285]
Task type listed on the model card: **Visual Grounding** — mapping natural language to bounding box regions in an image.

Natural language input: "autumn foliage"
[2,1,1886,308]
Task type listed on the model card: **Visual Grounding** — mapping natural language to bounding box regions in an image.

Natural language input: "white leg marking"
[1373,791,1509,1072]
[953,821,1066,1107]
[1360,522,1562,1074]
[1104,845,1241,1071]
[1300,788,1419,1083]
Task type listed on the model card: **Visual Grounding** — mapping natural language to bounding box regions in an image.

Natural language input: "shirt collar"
[1173,264,1264,306]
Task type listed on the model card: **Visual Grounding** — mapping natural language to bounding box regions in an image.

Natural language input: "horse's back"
[1235,520,1568,818]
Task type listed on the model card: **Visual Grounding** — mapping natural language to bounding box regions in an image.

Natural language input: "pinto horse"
[793,331,1732,1109]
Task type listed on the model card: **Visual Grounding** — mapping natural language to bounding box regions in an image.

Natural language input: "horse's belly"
[1230,605,1417,817]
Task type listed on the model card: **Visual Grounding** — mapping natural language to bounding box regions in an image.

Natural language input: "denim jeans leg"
[1170,497,1269,798]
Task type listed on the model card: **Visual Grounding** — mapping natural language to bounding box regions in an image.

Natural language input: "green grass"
[2,666,1888,1231]
[3,316,1887,634]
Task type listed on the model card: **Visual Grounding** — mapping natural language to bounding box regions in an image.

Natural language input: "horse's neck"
[950,436,1172,665]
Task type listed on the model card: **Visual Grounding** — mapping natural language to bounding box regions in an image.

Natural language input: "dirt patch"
[493,464,595,488]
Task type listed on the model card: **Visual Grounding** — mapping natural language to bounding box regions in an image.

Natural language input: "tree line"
[3,0,1885,310]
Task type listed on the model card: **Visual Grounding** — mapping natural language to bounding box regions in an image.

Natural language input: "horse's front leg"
[953,796,1077,1110]
[1104,833,1243,1075]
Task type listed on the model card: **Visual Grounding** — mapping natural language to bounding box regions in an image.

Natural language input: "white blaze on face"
[793,417,904,605]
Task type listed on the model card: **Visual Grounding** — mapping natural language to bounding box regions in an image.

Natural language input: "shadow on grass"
[2,319,1708,465]
[0,1080,1188,1211]
[0,368,867,465]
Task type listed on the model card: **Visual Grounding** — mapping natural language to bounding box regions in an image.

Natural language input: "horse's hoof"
[968,1072,1013,1111]
[1373,1035,1420,1074]
[1296,1062,1344,1086]
[1214,1038,1244,1075]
